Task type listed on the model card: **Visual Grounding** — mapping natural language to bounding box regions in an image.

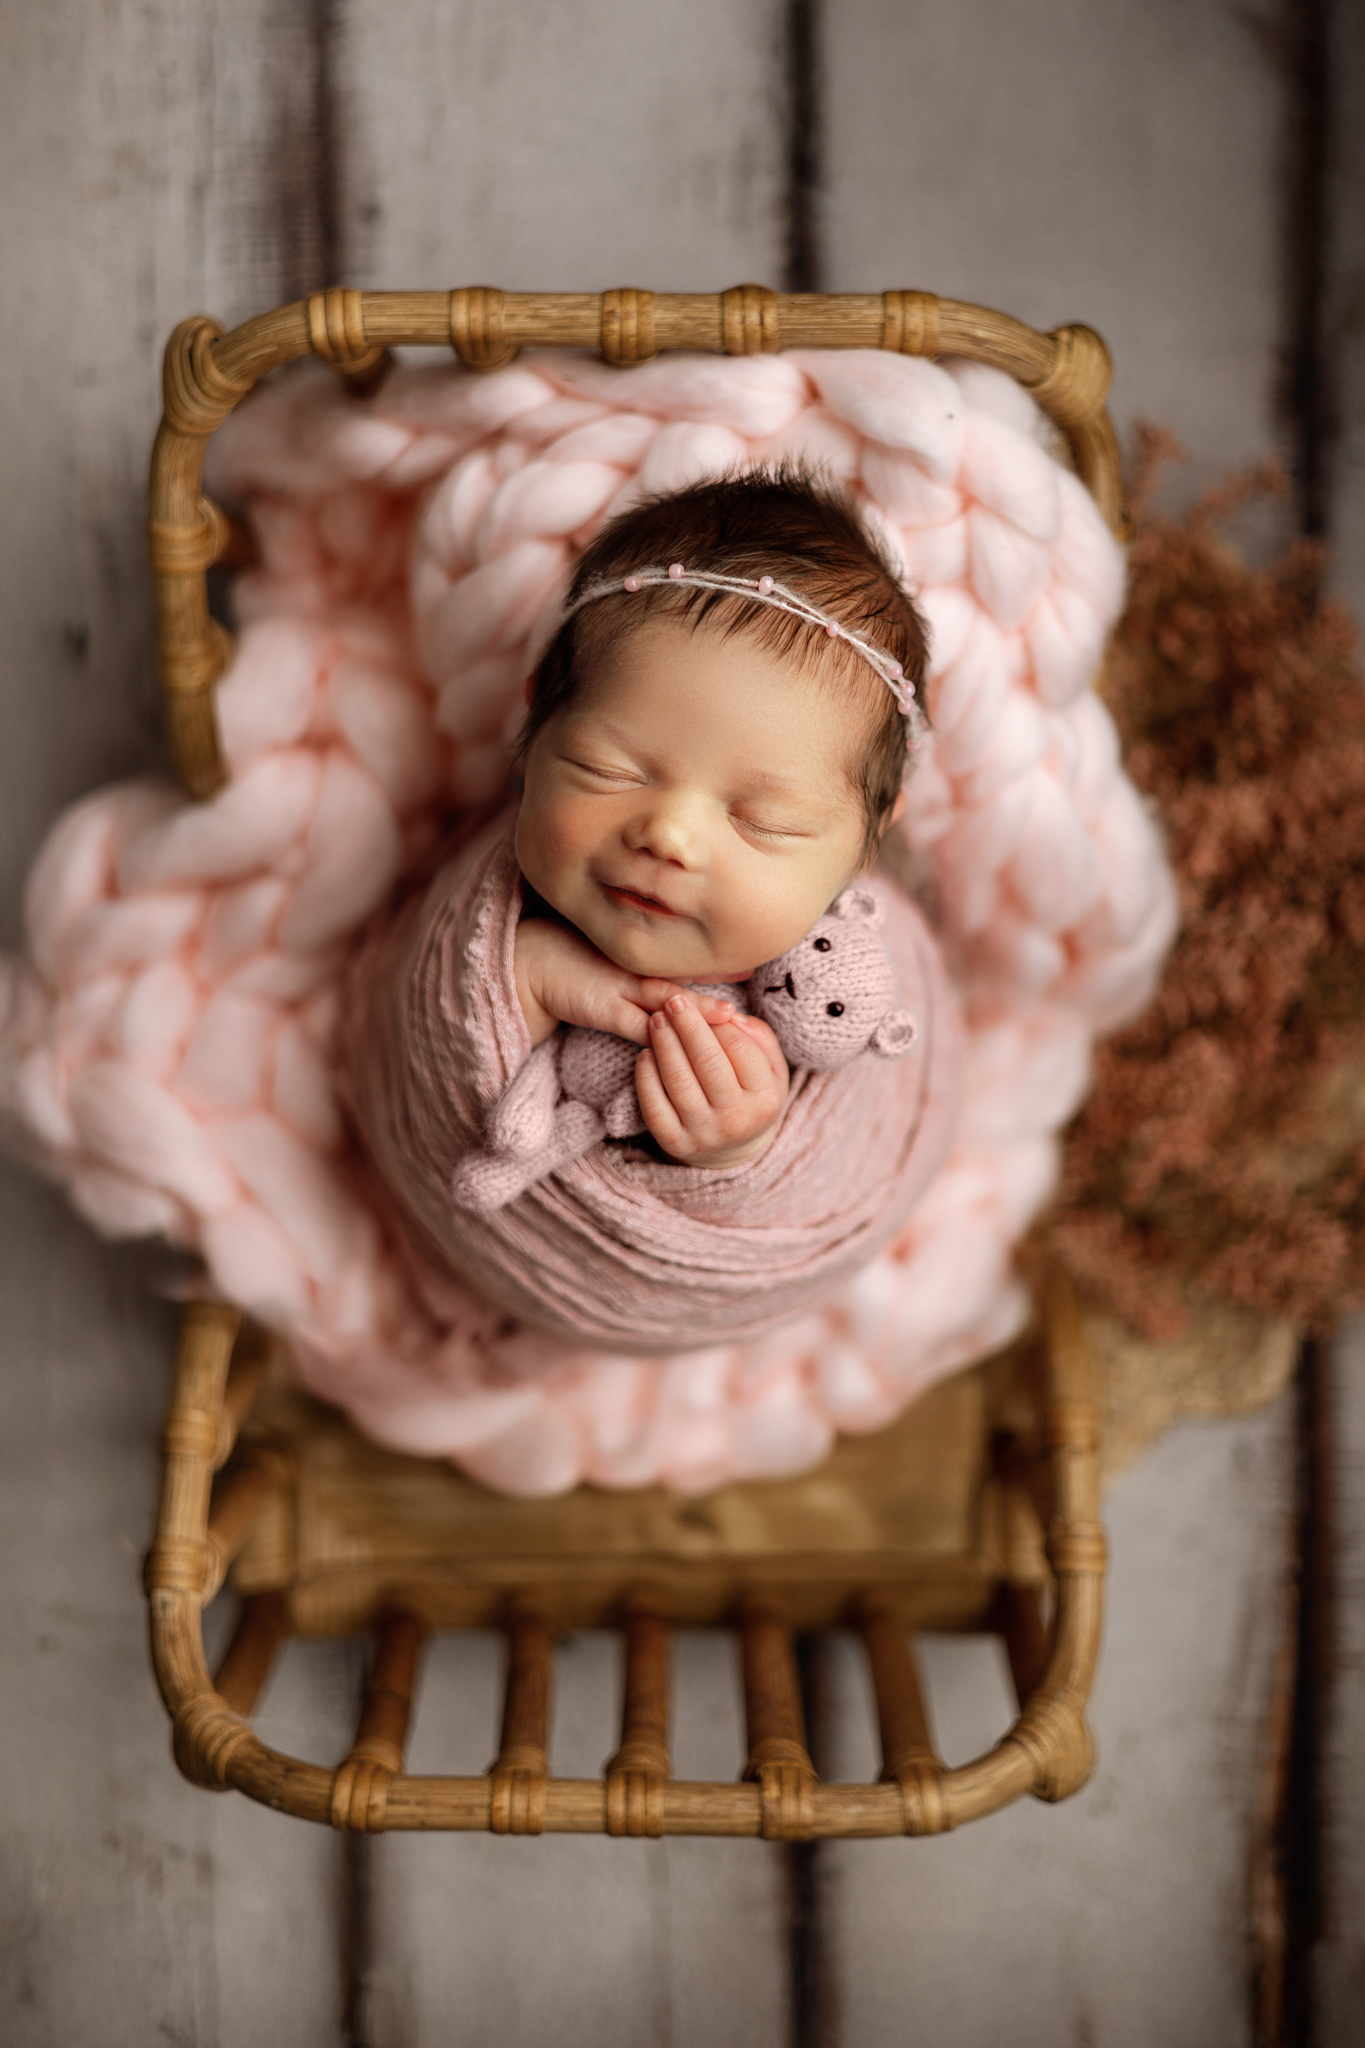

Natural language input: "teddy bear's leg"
[485,1039,562,1159]
[452,1149,546,1213]
[452,1098,607,1214]
[602,1077,646,1140]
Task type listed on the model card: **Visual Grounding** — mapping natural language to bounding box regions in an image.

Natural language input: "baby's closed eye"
[568,758,644,785]
[729,813,811,842]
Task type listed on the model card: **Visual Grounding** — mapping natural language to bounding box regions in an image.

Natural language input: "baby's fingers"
[711,1014,787,1097]
[636,975,690,1013]
[655,996,741,1109]
[646,1002,716,1116]
[595,979,685,1044]
[726,1013,789,1087]
[634,1045,687,1152]
[596,995,656,1045]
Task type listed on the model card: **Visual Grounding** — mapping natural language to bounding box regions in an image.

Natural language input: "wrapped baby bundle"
[0,345,1177,1494]
[343,810,964,1351]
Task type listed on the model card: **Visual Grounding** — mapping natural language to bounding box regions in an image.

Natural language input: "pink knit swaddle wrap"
[342,812,963,1349]
[0,347,1176,1496]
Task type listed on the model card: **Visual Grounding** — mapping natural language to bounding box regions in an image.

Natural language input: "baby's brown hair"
[520,466,929,859]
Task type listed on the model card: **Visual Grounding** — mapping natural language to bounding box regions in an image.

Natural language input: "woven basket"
[144,286,1116,1840]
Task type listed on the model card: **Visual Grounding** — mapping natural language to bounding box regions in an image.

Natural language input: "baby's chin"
[585,920,745,984]
[600,935,739,982]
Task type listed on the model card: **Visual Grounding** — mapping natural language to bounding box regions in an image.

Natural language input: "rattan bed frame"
[144,286,1115,1841]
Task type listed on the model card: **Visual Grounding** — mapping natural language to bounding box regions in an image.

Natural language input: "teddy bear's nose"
[762,973,797,999]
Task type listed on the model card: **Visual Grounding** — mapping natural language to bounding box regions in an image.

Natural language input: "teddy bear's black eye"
[813,936,832,952]
[826,1001,844,1017]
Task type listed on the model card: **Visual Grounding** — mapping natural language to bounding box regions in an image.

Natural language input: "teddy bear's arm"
[484,1036,563,1159]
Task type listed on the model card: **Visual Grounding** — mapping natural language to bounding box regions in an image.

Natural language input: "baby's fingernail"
[667,994,687,1015]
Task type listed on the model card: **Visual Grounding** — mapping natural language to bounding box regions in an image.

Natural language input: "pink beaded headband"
[560,561,924,730]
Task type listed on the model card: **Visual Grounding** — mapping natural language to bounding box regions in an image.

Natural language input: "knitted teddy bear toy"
[453,887,918,1213]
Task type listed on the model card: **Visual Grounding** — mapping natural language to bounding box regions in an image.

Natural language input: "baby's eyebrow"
[732,771,834,812]
[563,715,644,756]
[739,769,814,794]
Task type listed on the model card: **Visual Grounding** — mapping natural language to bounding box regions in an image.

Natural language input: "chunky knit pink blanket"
[344,809,963,1349]
[0,347,1177,1495]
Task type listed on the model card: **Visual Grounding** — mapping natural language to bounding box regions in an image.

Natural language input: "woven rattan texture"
[143,285,1111,1838]
[147,286,1122,798]
[145,1271,1103,1840]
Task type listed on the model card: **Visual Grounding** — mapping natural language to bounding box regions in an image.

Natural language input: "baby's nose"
[628,801,704,867]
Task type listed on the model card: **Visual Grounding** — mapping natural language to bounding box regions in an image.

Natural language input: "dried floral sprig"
[1049,430,1365,1340]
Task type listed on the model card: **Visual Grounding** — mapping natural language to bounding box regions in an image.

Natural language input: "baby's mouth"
[603,882,679,918]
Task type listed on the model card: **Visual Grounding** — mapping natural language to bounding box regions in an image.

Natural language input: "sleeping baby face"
[515,614,894,983]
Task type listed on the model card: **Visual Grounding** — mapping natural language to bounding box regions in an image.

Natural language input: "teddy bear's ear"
[832,885,884,930]
[869,1009,918,1057]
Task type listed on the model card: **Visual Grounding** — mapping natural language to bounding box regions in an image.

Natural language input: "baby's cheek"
[723,872,838,971]
[517,795,584,902]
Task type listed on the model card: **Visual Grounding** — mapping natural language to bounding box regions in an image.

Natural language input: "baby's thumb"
[730,1012,788,1080]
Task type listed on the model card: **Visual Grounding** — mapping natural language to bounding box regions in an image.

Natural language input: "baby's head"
[514,468,929,983]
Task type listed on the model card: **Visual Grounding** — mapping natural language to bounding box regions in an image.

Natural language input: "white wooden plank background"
[823,1404,1293,2047]
[331,10,799,2036]
[0,9,362,2044]
[340,0,790,294]
[360,1633,788,2046]
[816,9,1306,2040]
[822,0,1286,497]
[1,0,1360,2040]
[1320,1322,1365,2039]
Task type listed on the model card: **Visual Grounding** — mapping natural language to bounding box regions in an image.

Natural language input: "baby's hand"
[514,918,682,1047]
[635,993,789,1170]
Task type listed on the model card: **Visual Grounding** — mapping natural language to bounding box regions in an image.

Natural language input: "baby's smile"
[516,614,885,984]
[599,880,684,919]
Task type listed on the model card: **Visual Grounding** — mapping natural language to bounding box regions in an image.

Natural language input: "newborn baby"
[509,466,924,1164]
[342,467,964,1351]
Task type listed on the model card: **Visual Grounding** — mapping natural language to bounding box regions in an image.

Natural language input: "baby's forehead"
[574,611,885,774]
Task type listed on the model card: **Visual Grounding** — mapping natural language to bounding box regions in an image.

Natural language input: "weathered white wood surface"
[1318,1322,1365,2040]
[0,8,362,2045]
[331,12,798,2031]
[340,0,789,293]
[1,0,1357,2040]
[333,10,797,2038]
[824,1404,1294,2047]
[1325,0,1365,627]
[816,7,1307,2040]
[0,4,793,2042]
[822,0,1286,499]
[361,1632,788,2046]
